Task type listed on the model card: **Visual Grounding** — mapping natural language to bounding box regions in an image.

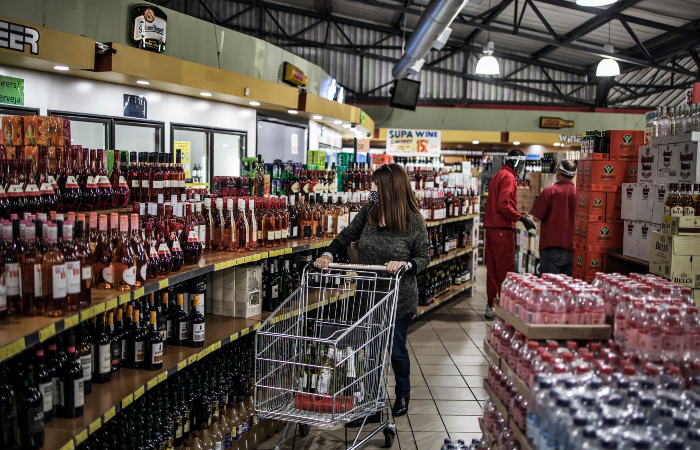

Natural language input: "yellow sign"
[539,117,574,129]
[282,62,308,87]
[174,141,191,179]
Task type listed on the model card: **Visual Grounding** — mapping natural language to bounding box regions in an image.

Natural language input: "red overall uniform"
[484,165,521,306]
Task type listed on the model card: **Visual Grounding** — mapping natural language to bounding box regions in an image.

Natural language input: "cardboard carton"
[621,183,639,221]
[649,231,700,287]
[677,140,700,185]
[625,161,638,183]
[577,189,606,222]
[637,221,661,262]
[576,159,587,189]
[658,144,679,184]
[623,220,638,259]
[650,184,668,224]
[574,248,606,282]
[588,161,626,191]
[660,216,700,236]
[606,191,622,222]
[582,160,592,188]
[638,183,654,223]
[609,130,644,161]
[583,221,623,251]
[638,146,659,184]
[574,219,582,248]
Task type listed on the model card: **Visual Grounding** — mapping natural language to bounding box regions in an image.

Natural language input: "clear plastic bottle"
[525,286,548,325]
[638,306,662,361]
[661,307,685,359]
[508,332,525,371]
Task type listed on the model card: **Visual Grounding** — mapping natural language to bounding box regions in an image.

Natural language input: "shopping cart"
[254,262,404,450]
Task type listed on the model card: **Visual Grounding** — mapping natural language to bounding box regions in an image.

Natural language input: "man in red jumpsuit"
[484,149,536,319]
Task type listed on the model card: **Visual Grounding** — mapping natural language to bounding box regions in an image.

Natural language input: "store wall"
[0,0,333,96]
[362,105,647,135]
[0,64,257,156]
[308,121,342,151]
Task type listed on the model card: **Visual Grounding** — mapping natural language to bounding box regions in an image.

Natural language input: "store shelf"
[479,417,497,449]
[493,303,611,341]
[428,246,474,268]
[485,373,534,450]
[0,238,335,364]
[415,280,475,318]
[425,213,479,228]
[43,288,353,450]
[484,379,509,420]
[605,247,650,276]
[484,340,529,399]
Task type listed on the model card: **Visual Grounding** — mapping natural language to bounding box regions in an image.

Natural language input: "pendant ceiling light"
[475,41,500,75]
[576,0,618,6]
[596,42,620,77]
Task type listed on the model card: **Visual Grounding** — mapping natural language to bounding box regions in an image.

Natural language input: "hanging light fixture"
[597,43,620,77]
[475,41,500,75]
[576,0,617,6]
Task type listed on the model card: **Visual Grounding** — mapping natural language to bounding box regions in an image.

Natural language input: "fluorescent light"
[200,92,212,97]
[472,140,480,144]
[513,141,520,145]
[249,101,260,106]
[475,42,499,75]
[597,44,620,77]
[53,66,69,71]
[313,116,323,120]
[576,0,617,5]
[343,124,351,128]
[334,120,343,124]
[288,110,298,114]
[553,143,561,146]
[136,80,150,85]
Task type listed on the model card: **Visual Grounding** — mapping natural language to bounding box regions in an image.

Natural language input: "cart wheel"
[298,424,311,437]
[383,428,395,448]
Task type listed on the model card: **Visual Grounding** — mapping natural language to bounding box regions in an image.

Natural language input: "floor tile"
[408,399,439,415]
[411,346,448,356]
[440,340,477,348]
[397,432,418,450]
[430,387,477,401]
[390,386,432,399]
[419,365,461,376]
[408,340,446,347]
[450,355,488,365]
[408,414,447,432]
[469,387,489,401]
[442,415,482,433]
[424,375,468,387]
[445,347,484,356]
[415,355,454,365]
[457,365,488,377]
[413,432,451,450]
[387,374,427,387]
[448,432,483,443]
[435,400,484,416]
[462,376,485,387]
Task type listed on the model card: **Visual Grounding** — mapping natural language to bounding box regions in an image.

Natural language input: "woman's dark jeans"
[391,312,414,398]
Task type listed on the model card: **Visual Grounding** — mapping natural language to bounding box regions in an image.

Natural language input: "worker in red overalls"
[484,149,536,319]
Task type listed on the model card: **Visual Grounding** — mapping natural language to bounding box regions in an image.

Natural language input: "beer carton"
[659,216,700,236]
[606,191,622,222]
[657,144,679,184]
[651,184,668,224]
[576,160,587,189]
[638,146,659,184]
[577,189,606,222]
[677,140,700,185]
[583,221,623,251]
[638,221,661,262]
[621,183,639,221]
[649,231,700,287]
[625,161,638,183]
[609,130,644,161]
[588,161,626,191]
[574,248,606,282]
[623,220,638,260]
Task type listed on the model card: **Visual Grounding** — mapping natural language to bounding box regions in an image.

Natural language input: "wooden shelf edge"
[425,213,479,228]
[479,417,497,449]
[493,303,611,341]
[0,238,334,364]
[427,246,475,268]
[415,280,475,318]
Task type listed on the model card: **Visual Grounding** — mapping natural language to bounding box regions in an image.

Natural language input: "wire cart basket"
[254,262,404,450]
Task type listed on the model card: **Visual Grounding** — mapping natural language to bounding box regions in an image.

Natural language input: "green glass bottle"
[16,362,44,449]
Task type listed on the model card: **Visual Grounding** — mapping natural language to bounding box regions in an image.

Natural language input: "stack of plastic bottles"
[437,438,482,450]
[499,273,606,325]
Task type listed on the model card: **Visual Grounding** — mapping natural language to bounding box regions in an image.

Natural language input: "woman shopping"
[315,163,430,422]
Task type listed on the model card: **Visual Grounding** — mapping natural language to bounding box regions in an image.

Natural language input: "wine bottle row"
[418,257,473,307]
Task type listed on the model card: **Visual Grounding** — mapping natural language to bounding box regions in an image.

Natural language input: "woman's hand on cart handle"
[385,261,408,274]
[315,255,333,269]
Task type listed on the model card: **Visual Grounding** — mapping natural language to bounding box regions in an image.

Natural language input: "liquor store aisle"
[259,266,492,450]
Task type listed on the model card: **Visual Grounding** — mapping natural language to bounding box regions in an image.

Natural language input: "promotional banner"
[386,129,441,156]
[174,141,191,179]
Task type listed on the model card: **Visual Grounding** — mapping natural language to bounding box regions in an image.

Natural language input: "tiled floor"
[259,265,492,450]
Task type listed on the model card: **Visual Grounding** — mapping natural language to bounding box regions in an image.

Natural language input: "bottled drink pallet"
[424,213,479,228]
[415,280,475,318]
[478,417,497,449]
[428,246,474,268]
[492,302,611,341]
[482,339,530,399]
[484,379,535,450]
[0,238,335,364]
[43,287,352,450]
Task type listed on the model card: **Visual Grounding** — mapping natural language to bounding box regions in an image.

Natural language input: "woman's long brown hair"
[369,163,423,235]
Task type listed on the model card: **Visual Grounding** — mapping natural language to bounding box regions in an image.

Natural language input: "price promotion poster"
[174,141,191,179]
[386,129,441,157]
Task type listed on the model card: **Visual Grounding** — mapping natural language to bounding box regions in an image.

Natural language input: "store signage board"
[386,129,441,156]
[559,134,582,144]
[0,20,39,55]
[356,139,370,153]
[282,62,308,87]
[131,4,167,53]
[175,141,191,179]
[540,117,574,129]
[291,133,298,155]
[123,94,147,119]
[0,75,24,106]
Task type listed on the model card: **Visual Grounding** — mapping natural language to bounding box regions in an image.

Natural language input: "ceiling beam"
[610,81,694,104]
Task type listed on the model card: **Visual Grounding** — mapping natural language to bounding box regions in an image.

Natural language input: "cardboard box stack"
[574,131,641,281]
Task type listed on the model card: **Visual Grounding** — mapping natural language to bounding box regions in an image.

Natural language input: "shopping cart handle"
[328,263,394,271]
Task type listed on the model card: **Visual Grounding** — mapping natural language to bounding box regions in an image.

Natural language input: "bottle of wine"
[127,309,146,369]
[145,311,164,371]
[16,360,44,449]
[172,293,190,346]
[75,322,92,396]
[32,344,53,423]
[188,295,205,348]
[91,313,111,384]
[157,292,169,348]
[106,311,122,372]
[59,332,84,418]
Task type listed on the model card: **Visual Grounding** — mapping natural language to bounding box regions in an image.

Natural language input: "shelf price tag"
[253,322,261,330]
[284,248,292,255]
[147,376,159,390]
[104,406,116,423]
[260,251,268,259]
[252,253,261,261]
[76,429,88,445]
[134,386,145,400]
[80,307,95,321]
[119,293,131,305]
[64,314,80,329]
[241,328,249,336]
[229,332,239,341]
[39,324,56,342]
[214,262,225,271]
[60,441,75,450]
[106,298,118,310]
[159,279,169,289]
[93,303,106,314]
[177,360,188,371]
[133,287,145,299]
[197,349,207,360]
[188,354,198,365]
[158,372,167,383]
[122,394,134,409]
[89,418,102,434]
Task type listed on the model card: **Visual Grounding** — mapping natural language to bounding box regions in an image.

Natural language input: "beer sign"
[131,4,167,53]
[540,117,574,129]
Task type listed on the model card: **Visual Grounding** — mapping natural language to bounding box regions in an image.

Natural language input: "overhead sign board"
[0,20,39,55]
[0,75,24,106]
[540,117,574,129]
[387,129,441,156]
[123,94,147,119]
[131,4,167,53]
[282,62,308,87]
